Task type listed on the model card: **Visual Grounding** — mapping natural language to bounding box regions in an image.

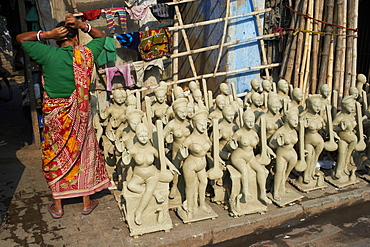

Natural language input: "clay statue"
[163,98,192,201]
[319,84,331,123]
[355,74,366,105]
[151,85,169,124]
[244,78,261,107]
[188,80,199,104]
[332,96,358,182]
[192,88,207,112]
[228,109,272,215]
[349,86,359,100]
[165,86,186,122]
[219,83,232,104]
[299,95,325,184]
[269,108,299,201]
[177,110,218,221]
[290,88,304,113]
[261,79,273,108]
[209,94,226,120]
[219,105,239,162]
[250,92,266,120]
[277,79,291,111]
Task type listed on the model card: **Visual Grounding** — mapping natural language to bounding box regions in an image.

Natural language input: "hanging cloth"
[116,32,140,53]
[138,27,172,61]
[126,5,150,20]
[151,3,169,19]
[81,9,102,22]
[96,37,117,66]
[105,64,134,90]
[104,8,127,33]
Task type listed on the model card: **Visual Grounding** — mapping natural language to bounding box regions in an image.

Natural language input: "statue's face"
[129,118,141,131]
[269,100,281,115]
[156,93,166,104]
[193,94,202,103]
[244,116,255,129]
[251,81,260,91]
[287,114,299,128]
[294,92,303,102]
[263,82,272,92]
[343,101,355,114]
[220,85,230,95]
[279,82,289,93]
[321,87,330,98]
[195,119,208,133]
[114,92,126,104]
[310,99,321,114]
[187,107,194,118]
[137,131,149,144]
[216,99,226,110]
[253,96,263,107]
[224,111,235,123]
[175,106,187,120]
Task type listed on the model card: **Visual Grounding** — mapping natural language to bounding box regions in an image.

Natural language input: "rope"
[285,4,358,32]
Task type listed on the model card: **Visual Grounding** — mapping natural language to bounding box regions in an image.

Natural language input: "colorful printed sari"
[41,46,110,199]
[138,27,172,61]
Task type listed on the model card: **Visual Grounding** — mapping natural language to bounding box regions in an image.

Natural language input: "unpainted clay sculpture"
[151,85,169,124]
[209,95,226,120]
[165,86,185,122]
[122,122,180,235]
[227,109,271,216]
[261,79,273,108]
[250,92,266,120]
[290,88,304,113]
[187,80,199,104]
[192,88,207,112]
[244,78,261,107]
[327,96,361,187]
[177,110,218,222]
[219,83,233,104]
[163,98,192,203]
[268,107,303,203]
[319,84,331,123]
[277,79,291,112]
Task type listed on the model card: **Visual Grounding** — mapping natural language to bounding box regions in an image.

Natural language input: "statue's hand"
[340,119,348,130]
[277,133,285,146]
[169,165,181,175]
[179,144,189,159]
[228,138,238,150]
[267,146,276,159]
[106,128,116,142]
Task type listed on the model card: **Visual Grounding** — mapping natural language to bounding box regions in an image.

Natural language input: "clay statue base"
[226,165,268,216]
[290,171,327,193]
[267,185,303,207]
[122,181,172,236]
[168,189,183,209]
[210,180,227,204]
[325,170,359,189]
[176,201,218,223]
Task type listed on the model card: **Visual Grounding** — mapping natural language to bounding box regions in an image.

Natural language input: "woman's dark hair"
[55,21,78,45]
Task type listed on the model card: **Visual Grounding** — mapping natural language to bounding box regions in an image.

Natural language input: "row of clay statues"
[92,74,370,236]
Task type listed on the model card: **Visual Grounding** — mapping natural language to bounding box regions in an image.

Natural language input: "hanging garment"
[138,27,172,61]
[104,8,127,33]
[116,32,140,53]
[126,5,150,20]
[97,36,117,66]
[151,3,169,19]
[81,9,102,22]
[132,59,164,87]
[105,64,134,91]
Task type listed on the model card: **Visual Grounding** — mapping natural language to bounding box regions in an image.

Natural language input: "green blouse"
[22,37,105,98]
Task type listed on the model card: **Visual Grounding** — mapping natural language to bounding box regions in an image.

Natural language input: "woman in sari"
[16,14,110,218]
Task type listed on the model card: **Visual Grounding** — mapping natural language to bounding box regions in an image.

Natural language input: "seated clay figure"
[229,109,272,205]
[152,85,169,124]
[277,79,291,112]
[269,107,299,201]
[250,92,266,120]
[122,123,180,226]
[333,96,357,180]
[319,84,331,123]
[165,86,185,122]
[192,88,207,112]
[290,88,304,113]
[219,83,232,104]
[209,95,226,121]
[244,78,261,107]
[261,79,273,108]
[219,105,239,162]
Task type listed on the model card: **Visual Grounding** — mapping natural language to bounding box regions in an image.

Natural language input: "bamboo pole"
[344,0,356,95]
[174,5,199,83]
[292,0,308,88]
[279,0,301,79]
[317,0,334,92]
[309,0,323,94]
[213,0,230,75]
[300,0,313,95]
[327,38,335,101]
[170,33,280,59]
[172,14,179,83]
[351,1,359,86]
[333,0,347,98]
[252,0,270,79]
[168,8,272,31]
[202,79,209,109]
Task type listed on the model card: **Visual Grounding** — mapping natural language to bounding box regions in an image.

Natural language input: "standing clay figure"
[187,80,199,104]
[261,79,273,108]
[165,86,186,122]
[269,108,299,201]
[355,74,366,104]
[290,88,304,113]
[331,96,358,184]
[256,92,283,142]
[219,83,232,104]
[209,95,226,120]
[163,98,192,202]
[250,92,266,120]
[299,95,325,184]
[219,105,239,162]
[244,78,261,107]
[277,79,290,112]
[122,123,180,234]
[319,84,331,123]
[177,110,218,222]
[349,87,359,100]
[192,88,207,112]
[227,110,271,216]
[152,85,169,124]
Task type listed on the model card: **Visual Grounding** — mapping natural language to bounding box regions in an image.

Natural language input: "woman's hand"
[65,13,84,30]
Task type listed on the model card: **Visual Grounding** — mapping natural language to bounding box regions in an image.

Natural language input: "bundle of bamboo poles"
[279,0,359,100]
